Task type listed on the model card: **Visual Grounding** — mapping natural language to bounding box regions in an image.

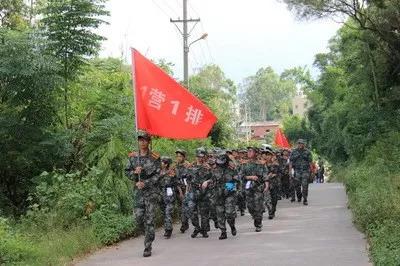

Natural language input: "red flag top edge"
[131,48,217,139]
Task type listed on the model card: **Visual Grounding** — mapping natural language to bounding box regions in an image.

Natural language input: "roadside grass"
[338,132,400,266]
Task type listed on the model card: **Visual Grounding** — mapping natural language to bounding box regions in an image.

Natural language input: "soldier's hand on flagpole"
[136,181,145,189]
[134,167,143,174]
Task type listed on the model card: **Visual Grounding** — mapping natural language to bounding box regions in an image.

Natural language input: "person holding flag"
[125,131,161,257]
[129,49,217,256]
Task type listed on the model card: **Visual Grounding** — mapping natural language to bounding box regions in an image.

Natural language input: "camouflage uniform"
[290,144,312,203]
[159,167,179,235]
[278,154,290,199]
[188,161,212,237]
[125,150,161,254]
[175,160,191,233]
[240,156,268,231]
[212,160,239,239]
[266,162,279,219]
[236,159,247,216]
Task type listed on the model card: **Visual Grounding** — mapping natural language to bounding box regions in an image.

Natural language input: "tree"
[304,18,400,163]
[283,0,400,76]
[241,67,296,122]
[41,0,109,128]
[0,0,28,29]
[188,64,237,146]
[282,115,313,146]
[0,30,61,215]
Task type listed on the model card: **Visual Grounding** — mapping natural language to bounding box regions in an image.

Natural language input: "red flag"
[274,128,291,148]
[131,49,217,139]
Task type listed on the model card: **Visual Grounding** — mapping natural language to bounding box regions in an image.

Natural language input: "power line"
[160,0,180,17]
[151,0,173,18]
[188,1,215,63]
[170,0,201,86]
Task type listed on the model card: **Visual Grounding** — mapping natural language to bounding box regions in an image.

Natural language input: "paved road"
[77,183,371,266]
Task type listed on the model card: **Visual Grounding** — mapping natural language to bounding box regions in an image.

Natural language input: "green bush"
[91,208,136,245]
[369,220,400,266]
[0,218,39,265]
[341,131,400,264]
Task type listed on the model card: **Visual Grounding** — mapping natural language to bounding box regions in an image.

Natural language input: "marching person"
[261,149,280,219]
[188,147,213,238]
[174,149,191,233]
[125,131,160,257]
[241,147,269,232]
[278,149,291,199]
[159,156,181,239]
[212,150,239,240]
[289,139,313,206]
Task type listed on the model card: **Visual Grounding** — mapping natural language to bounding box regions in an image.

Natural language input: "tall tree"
[0,0,27,29]
[189,64,237,146]
[41,0,109,127]
[241,67,296,122]
[0,30,61,215]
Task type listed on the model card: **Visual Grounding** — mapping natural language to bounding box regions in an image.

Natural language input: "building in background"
[238,121,280,141]
[292,92,310,117]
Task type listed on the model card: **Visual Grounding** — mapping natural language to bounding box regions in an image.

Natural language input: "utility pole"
[170,0,201,88]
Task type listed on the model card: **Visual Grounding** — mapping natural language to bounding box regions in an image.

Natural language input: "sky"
[98,0,342,84]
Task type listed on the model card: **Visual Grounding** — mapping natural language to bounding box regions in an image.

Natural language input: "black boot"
[228,220,237,236]
[164,230,172,239]
[191,229,200,238]
[180,224,188,233]
[201,230,209,238]
[143,247,152,257]
[254,219,262,232]
[219,231,227,240]
[303,199,308,206]
[290,198,295,202]
[240,210,245,216]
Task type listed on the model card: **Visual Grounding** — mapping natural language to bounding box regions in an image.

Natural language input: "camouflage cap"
[137,130,151,141]
[297,139,306,144]
[260,147,274,155]
[196,147,207,157]
[216,150,229,165]
[175,149,187,157]
[208,157,216,165]
[161,156,173,165]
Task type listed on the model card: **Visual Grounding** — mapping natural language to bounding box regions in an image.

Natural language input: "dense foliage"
[0,1,241,264]
[283,1,400,264]
[239,67,297,122]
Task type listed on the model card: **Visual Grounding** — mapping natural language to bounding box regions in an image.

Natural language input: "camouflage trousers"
[134,191,159,249]
[159,195,175,231]
[188,191,210,232]
[246,190,264,226]
[293,171,310,201]
[280,174,291,198]
[208,190,218,230]
[265,185,279,215]
[264,190,271,212]
[216,192,237,232]
[179,193,190,230]
[237,190,246,212]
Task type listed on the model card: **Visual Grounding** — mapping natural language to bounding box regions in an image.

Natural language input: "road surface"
[77,183,371,266]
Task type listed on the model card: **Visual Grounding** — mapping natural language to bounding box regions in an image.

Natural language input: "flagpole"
[131,48,141,182]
